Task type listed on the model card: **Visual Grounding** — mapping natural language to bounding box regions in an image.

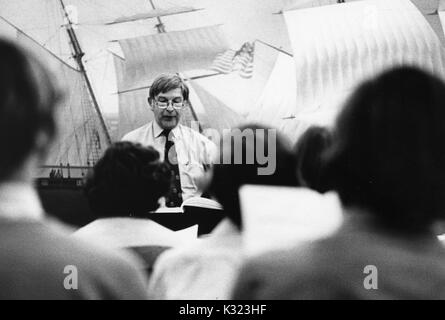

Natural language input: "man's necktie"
[162,130,183,207]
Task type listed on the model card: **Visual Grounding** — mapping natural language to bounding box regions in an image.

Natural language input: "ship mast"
[59,0,112,146]
[149,0,166,33]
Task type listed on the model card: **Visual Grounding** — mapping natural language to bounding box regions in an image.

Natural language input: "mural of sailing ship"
[0,0,445,183]
[0,0,289,183]
[1,0,445,227]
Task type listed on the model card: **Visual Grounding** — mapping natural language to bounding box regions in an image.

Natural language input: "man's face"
[150,88,185,131]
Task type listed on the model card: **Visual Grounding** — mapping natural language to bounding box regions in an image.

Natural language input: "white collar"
[153,121,180,139]
[0,182,44,221]
[74,217,197,248]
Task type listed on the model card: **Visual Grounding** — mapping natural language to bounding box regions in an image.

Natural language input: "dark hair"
[84,142,172,218]
[0,39,62,180]
[148,74,189,103]
[294,126,332,193]
[208,124,298,229]
[325,66,445,232]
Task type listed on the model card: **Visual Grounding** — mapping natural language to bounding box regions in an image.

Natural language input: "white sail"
[114,53,150,139]
[195,40,279,119]
[189,80,244,133]
[281,0,445,48]
[116,25,229,92]
[282,0,445,139]
[106,7,203,25]
[249,52,299,140]
[280,0,340,12]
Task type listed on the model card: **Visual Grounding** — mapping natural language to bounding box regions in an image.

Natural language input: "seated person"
[293,126,332,193]
[74,141,181,277]
[232,67,445,300]
[148,124,298,299]
[0,39,147,299]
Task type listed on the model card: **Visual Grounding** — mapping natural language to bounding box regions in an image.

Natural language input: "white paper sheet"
[239,185,343,256]
[73,218,198,249]
[284,0,445,122]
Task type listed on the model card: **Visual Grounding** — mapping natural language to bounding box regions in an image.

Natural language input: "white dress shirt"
[148,219,244,300]
[122,121,217,201]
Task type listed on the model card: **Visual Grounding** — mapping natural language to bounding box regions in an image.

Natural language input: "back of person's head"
[294,126,332,193]
[148,73,189,103]
[0,39,62,181]
[208,124,298,229]
[325,66,445,232]
[85,142,172,218]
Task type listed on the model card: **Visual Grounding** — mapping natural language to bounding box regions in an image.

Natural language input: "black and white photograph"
[0,0,445,305]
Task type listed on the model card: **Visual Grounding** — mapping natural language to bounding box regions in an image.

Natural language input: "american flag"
[210,42,255,78]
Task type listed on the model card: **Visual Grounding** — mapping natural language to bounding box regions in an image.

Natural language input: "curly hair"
[84,142,172,217]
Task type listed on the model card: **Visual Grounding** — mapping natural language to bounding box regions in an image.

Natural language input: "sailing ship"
[0,0,444,182]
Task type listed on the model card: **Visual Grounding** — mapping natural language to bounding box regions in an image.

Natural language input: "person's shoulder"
[42,221,148,294]
[148,242,200,286]
[149,238,230,287]
[0,220,148,299]
[121,122,152,142]
[65,221,148,268]
[154,239,203,265]
[55,224,151,299]
[152,236,231,277]
[240,241,333,283]
[232,243,332,299]
[242,247,300,273]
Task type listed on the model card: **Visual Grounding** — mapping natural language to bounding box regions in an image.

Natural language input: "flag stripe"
[210,43,254,78]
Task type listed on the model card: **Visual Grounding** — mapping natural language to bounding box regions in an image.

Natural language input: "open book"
[153,197,223,213]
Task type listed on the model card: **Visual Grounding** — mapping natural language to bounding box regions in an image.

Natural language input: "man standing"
[122,74,217,207]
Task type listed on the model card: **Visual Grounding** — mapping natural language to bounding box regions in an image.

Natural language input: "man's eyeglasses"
[155,98,185,110]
